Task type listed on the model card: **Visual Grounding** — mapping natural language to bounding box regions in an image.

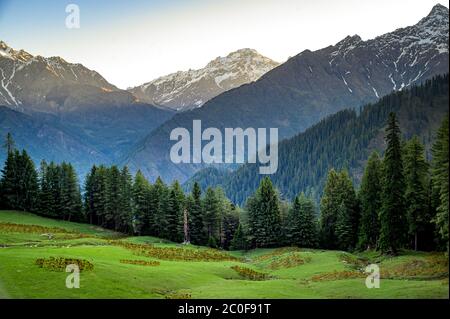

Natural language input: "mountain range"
[0,41,173,175]
[129,48,279,112]
[123,4,449,183]
[0,42,284,175]
[0,4,448,184]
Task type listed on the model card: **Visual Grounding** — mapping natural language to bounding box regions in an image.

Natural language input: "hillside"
[185,74,449,205]
[0,106,109,176]
[0,210,447,299]
[124,5,449,183]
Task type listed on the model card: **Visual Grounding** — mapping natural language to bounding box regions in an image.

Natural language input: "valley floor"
[0,211,448,299]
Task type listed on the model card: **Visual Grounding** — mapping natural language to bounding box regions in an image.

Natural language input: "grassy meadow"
[0,210,448,299]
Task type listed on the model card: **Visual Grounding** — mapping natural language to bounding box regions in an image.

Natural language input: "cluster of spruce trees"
[0,112,448,253]
[319,113,449,253]
[84,167,243,249]
[0,135,83,222]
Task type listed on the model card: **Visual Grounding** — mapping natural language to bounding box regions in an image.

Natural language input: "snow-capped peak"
[129,49,279,111]
[0,40,119,108]
[0,41,33,62]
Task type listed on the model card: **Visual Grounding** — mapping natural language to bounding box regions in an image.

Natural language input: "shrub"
[311,270,365,281]
[1,222,68,234]
[268,253,312,270]
[35,257,94,271]
[338,253,368,269]
[0,222,92,239]
[119,259,160,266]
[254,247,301,262]
[164,291,192,299]
[230,265,269,281]
[110,240,239,262]
[381,254,449,280]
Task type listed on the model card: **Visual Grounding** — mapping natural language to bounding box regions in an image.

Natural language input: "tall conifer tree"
[379,112,406,254]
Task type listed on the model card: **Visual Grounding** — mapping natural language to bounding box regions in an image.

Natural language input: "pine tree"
[15,150,39,212]
[132,170,151,235]
[215,187,235,248]
[320,169,358,250]
[246,177,282,248]
[166,181,185,242]
[203,187,220,246]
[287,193,318,248]
[358,151,383,250]
[220,206,240,250]
[105,166,122,229]
[338,170,359,249]
[38,161,54,217]
[118,166,133,234]
[3,132,15,154]
[336,202,353,250]
[403,136,430,250]
[52,163,65,218]
[379,112,406,254]
[320,169,341,249]
[279,199,291,246]
[431,117,449,248]
[84,165,98,225]
[93,166,108,227]
[188,182,206,245]
[230,223,247,251]
[150,177,169,237]
[1,149,19,209]
[0,133,15,209]
[60,163,82,222]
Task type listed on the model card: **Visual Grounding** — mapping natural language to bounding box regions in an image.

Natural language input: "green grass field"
[0,210,448,299]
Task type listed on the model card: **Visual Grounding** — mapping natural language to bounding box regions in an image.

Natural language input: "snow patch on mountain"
[0,40,119,108]
[326,4,448,98]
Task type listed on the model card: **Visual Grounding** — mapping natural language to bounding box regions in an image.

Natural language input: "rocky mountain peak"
[335,35,362,47]
[427,3,449,18]
[417,4,448,28]
[0,41,122,108]
[129,49,279,111]
[0,40,33,62]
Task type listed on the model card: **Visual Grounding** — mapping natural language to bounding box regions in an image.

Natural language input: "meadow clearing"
[0,210,448,299]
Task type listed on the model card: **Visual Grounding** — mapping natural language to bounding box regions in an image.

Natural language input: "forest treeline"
[0,111,448,253]
[1,103,448,253]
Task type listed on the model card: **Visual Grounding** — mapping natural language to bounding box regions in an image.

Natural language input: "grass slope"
[0,211,448,299]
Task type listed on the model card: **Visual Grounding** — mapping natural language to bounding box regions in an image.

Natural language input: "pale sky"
[0,0,447,89]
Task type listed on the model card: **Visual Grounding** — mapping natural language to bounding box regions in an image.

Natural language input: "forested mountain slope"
[185,74,449,205]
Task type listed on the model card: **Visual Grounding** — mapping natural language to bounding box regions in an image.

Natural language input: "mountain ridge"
[0,41,174,175]
[123,4,449,183]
